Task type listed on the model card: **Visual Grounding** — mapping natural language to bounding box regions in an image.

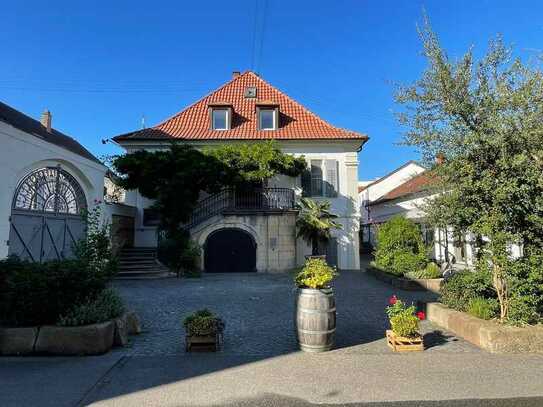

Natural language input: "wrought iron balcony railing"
[184,187,295,230]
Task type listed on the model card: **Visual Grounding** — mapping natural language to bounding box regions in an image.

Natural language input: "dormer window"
[256,102,279,131]
[209,102,232,130]
[259,109,275,130]
[212,109,228,130]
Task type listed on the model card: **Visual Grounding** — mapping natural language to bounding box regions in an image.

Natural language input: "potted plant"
[294,258,338,352]
[183,309,224,352]
[296,198,341,258]
[385,295,425,352]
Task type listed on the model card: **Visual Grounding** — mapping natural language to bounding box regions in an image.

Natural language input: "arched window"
[13,166,87,215]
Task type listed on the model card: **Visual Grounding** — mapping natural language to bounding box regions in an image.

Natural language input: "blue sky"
[1,1,542,180]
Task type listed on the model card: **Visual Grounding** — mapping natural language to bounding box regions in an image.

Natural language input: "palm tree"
[296,198,342,256]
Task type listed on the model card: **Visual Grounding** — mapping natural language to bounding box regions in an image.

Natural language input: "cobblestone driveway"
[114,271,479,356]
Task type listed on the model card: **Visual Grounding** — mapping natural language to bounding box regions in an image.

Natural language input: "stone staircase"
[116,247,174,279]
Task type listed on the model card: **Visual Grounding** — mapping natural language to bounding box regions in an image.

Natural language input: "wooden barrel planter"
[295,288,336,352]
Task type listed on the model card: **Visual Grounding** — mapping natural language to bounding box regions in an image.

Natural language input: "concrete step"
[119,264,161,271]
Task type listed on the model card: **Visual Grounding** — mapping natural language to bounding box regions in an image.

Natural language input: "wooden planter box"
[386,330,424,352]
[185,333,223,352]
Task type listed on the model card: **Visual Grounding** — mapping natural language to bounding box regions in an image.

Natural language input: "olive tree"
[396,18,543,321]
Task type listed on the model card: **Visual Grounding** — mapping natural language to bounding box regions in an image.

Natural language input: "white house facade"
[113,71,367,272]
[358,161,425,250]
[0,102,107,260]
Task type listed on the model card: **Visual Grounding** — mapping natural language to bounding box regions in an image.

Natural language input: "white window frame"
[212,108,230,130]
[259,108,276,131]
[307,159,339,197]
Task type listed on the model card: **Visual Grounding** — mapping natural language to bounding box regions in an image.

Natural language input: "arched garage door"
[204,228,256,273]
[8,166,87,262]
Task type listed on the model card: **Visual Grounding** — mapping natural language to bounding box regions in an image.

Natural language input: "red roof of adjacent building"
[370,171,435,204]
[113,71,368,142]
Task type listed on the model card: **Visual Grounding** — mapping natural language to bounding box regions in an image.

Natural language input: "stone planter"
[426,302,543,353]
[0,327,39,356]
[1,311,141,356]
[366,267,443,294]
[126,311,142,335]
[35,321,115,355]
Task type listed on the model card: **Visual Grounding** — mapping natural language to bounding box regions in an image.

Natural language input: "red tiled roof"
[113,71,368,142]
[370,171,435,204]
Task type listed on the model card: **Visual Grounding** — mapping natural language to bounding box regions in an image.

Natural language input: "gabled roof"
[357,160,425,194]
[369,171,435,205]
[0,101,102,165]
[113,71,368,142]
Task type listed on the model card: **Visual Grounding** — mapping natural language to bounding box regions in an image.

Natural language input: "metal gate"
[8,166,87,262]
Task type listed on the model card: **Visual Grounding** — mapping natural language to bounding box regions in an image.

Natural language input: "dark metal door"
[8,166,87,262]
[204,229,256,273]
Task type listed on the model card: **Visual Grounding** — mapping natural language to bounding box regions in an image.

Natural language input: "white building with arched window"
[0,101,108,260]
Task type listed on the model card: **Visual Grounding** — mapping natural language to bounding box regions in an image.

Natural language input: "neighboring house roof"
[113,71,368,142]
[357,160,424,194]
[0,101,102,165]
[369,171,435,205]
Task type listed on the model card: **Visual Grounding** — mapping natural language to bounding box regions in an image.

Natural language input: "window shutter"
[301,169,312,197]
[325,238,338,267]
[325,159,338,197]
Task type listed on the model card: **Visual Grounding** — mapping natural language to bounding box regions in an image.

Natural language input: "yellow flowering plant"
[295,258,338,289]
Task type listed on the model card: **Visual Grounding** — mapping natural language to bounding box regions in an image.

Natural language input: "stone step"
[120,248,157,253]
[119,264,161,271]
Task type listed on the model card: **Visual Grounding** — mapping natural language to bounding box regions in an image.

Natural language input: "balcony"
[184,187,296,230]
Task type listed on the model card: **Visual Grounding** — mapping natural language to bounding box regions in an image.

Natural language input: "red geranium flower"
[388,295,398,305]
[416,311,426,320]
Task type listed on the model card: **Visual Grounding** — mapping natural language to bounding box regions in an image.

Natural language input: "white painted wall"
[0,121,107,259]
[117,139,363,270]
[359,162,425,224]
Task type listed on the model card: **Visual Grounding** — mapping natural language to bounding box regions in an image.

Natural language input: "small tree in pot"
[294,258,338,352]
[296,198,341,257]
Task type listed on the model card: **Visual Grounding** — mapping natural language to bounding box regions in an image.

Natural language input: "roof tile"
[113,71,367,142]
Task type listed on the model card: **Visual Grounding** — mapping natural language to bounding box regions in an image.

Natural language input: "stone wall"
[191,211,298,272]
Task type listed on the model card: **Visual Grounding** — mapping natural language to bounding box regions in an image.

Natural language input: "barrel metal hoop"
[297,328,336,334]
[297,308,336,314]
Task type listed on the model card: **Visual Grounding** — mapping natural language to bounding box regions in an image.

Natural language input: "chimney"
[40,110,52,133]
[435,152,445,165]
[232,71,240,79]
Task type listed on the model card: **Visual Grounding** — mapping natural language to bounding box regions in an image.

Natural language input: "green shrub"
[294,258,337,289]
[440,270,495,312]
[467,297,498,320]
[505,253,543,325]
[390,251,427,277]
[183,309,224,336]
[158,237,201,274]
[58,288,125,327]
[406,262,442,279]
[390,313,420,338]
[374,216,428,276]
[0,257,113,326]
[74,206,118,280]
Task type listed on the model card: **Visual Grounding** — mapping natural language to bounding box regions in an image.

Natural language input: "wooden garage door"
[8,166,87,262]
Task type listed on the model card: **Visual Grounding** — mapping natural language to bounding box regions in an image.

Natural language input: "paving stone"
[112,271,479,357]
